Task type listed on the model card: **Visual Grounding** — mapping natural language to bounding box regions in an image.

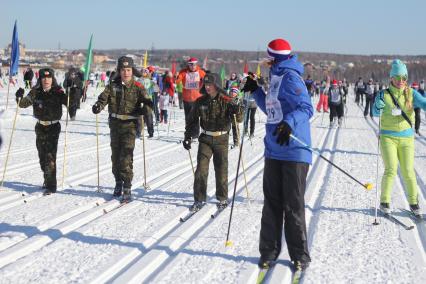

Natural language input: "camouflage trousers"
[194,133,229,202]
[109,118,137,188]
[35,122,61,191]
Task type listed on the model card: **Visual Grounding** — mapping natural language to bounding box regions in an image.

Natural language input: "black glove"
[142,97,153,108]
[242,76,258,93]
[92,102,102,114]
[273,121,292,146]
[136,106,147,116]
[15,88,24,102]
[183,137,192,150]
[229,103,242,115]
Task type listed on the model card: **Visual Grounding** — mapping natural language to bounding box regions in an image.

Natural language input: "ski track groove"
[147,115,329,284]
[262,118,339,284]
[0,144,264,283]
[0,141,179,212]
[3,86,424,283]
[364,110,426,262]
[0,118,266,283]
[301,102,426,283]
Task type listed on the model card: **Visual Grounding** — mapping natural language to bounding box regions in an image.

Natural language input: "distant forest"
[94,48,426,83]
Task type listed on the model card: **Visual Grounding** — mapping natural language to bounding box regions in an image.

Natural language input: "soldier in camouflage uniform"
[92,56,152,202]
[15,68,72,195]
[183,73,243,212]
[63,67,84,120]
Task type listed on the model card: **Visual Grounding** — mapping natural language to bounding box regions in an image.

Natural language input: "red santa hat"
[187,57,198,64]
[332,79,338,86]
[267,38,292,61]
[412,82,419,88]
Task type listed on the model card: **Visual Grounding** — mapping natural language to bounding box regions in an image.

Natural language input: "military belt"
[201,130,228,136]
[110,113,138,120]
[38,120,59,126]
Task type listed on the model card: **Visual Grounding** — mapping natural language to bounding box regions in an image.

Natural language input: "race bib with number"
[266,74,284,124]
[185,72,201,90]
[392,108,402,116]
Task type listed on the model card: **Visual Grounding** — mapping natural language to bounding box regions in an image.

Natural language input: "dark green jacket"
[19,86,68,121]
[96,78,151,116]
[185,93,243,138]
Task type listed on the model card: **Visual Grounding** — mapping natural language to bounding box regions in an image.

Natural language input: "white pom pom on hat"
[267,38,292,61]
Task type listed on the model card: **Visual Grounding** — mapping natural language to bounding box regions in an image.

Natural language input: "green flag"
[220,65,226,88]
[83,34,93,81]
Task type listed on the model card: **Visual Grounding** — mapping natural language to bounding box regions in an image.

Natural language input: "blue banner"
[10,20,19,77]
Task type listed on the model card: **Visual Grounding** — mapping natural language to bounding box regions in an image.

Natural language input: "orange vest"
[177,67,206,102]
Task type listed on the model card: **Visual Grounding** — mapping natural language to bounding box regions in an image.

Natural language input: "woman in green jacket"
[373,59,426,216]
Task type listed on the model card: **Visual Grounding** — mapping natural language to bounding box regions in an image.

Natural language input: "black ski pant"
[35,122,61,191]
[329,103,344,122]
[184,101,200,139]
[415,108,421,132]
[364,95,374,117]
[231,118,239,145]
[355,91,363,105]
[259,159,311,264]
[243,107,257,136]
[178,92,183,109]
[152,93,160,123]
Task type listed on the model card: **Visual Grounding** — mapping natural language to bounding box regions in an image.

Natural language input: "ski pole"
[1,98,20,188]
[141,116,150,190]
[225,102,250,247]
[167,102,172,137]
[290,134,373,191]
[373,118,381,225]
[234,114,250,199]
[95,113,102,192]
[188,149,195,175]
[5,75,11,110]
[61,88,71,189]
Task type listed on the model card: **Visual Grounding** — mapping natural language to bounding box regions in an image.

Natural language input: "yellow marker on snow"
[365,183,373,191]
[225,240,233,247]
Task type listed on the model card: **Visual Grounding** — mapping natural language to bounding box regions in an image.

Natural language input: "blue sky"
[1,0,425,55]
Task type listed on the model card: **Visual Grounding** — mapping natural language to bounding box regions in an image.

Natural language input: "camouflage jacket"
[96,78,151,116]
[19,86,69,121]
[185,93,243,138]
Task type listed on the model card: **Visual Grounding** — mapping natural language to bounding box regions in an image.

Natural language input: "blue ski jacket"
[253,55,313,164]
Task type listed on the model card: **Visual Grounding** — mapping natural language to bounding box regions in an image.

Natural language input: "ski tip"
[408,225,415,230]
[225,240,233,247]
[365,183,373,191]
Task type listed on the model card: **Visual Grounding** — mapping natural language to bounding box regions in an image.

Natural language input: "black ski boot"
[43,187,56,196]
[121,188,132,203]
[410,204,421,216]
[113,182,123,197]
[293,260,310,271]
[380,202,391,214]
[258,256,276,269]
[216,200,228,210]
[189,201,206,212]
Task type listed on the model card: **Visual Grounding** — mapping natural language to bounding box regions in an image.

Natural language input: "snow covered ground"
[0,77,425,284]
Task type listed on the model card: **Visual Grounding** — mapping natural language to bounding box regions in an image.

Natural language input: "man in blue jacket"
[243,38,313,271]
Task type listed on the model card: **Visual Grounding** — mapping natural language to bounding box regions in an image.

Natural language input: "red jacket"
[163,76,175,97]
